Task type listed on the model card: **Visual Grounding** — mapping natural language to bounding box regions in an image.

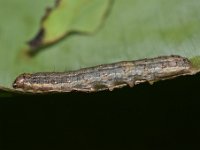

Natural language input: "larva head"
[13,73,31,89]
[153,56,193,78]
[167,56,192,70]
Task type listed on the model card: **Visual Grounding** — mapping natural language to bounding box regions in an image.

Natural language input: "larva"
[13,55,194,93]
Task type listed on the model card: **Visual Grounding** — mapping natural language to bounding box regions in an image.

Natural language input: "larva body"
[13,55,193,93]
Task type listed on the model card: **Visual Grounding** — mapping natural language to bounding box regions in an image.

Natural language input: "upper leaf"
[28,0,112,50]
[0,0,200,94]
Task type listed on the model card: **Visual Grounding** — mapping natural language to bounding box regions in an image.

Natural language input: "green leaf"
[0,0,200,94]
[28,0,112,50]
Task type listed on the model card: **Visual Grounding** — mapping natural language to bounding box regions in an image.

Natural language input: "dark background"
[0,74,200,149]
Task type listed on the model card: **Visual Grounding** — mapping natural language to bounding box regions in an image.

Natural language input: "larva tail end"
[12,73,31,89]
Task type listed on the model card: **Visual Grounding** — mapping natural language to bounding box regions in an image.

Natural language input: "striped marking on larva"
[13,55,194,93]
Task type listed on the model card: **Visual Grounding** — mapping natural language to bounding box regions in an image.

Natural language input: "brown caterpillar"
[13,55,194,93]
